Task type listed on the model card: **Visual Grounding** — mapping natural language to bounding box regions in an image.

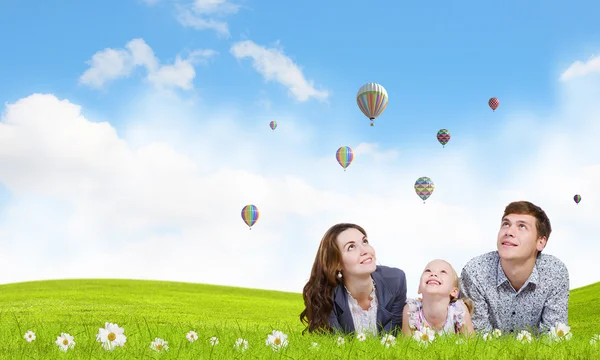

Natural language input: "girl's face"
[418,259,458,299]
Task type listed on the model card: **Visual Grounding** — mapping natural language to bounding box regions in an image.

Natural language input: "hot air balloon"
[437,129,450,147]
[574,194,581,204]
[489,97,499,111]
[336,146,354,171]
[415,177,434,203]
[241,204,259,229]
[357,83,388,126]
[270,121,277,130]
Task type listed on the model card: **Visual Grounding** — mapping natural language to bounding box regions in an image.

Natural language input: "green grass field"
[0,278,599,359]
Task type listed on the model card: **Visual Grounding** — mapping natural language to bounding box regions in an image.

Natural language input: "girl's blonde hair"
[446,261,474,314]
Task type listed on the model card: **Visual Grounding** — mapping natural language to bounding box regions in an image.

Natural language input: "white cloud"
[230,40,329,102]
[193,0,240,15]
[79,38,216,91]
[173,0,240,37]
[560,55,600,81]
[1,60,600,299]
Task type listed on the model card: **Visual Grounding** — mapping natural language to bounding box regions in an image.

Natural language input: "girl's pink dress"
[406,298,467,334]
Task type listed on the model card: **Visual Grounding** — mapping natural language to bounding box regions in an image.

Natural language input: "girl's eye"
[441,270,447,273]
[348,245,355,250]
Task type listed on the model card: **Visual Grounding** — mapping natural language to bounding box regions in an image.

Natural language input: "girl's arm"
[401,304,414,337]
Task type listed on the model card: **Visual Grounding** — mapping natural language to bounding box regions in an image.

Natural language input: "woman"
[299,223,407,336]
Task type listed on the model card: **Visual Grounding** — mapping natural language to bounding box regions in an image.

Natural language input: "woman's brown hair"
[299,223,366,334]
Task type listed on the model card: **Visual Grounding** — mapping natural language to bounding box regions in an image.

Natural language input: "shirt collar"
[496,253,539,290]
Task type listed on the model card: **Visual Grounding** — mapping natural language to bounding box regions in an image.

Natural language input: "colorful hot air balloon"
[241,204,259,229]
[489,97,499,111]
[574,194,581,204]
[270,121,277,130]
[437,129,450,147]
[336,146,354,171]
[414,177,434,203]
[357,83,388,126]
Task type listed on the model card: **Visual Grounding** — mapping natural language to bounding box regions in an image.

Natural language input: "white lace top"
[345,279,378,336]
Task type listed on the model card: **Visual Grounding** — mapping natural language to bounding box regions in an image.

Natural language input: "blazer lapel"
[333,285,355,333]
[372,270,393,332]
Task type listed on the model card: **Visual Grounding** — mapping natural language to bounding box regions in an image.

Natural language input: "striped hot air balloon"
[574,194,581,205]
[437,129,450,147]
[336,146,354,171]
[489,97,499,111]
[270,121,277,130]
[415,177,435,203]
[241,204,259,229]
[357,83,388,126]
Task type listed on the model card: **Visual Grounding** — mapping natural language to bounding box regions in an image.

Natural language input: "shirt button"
[512,311,516,315]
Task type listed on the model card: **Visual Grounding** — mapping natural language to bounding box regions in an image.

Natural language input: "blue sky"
[1,0,600,297]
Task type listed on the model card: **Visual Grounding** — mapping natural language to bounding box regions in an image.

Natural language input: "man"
[459,200,569,336]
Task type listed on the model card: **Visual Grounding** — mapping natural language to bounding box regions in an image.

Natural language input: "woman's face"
[335,228,376,277]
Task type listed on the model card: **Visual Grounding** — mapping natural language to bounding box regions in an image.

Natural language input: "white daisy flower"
[186,331,198,342]
[493,328,502,337]
[55,333,75,352]
[356,333,366,341]
[150,338,169,352]
[590,334,600,346]
[455,338,465,345]
[413,327,435,346]
[381,334,396,348]
[210,336,219,346]
[310,342,319,350]
[234,338,248,352]
[516,330,532,343]
[265,330,288,352]
[549,322,572,341]
[24,330,36,342]
[336,336,345,346]
[482,332,492,341]
[96,322,127,351]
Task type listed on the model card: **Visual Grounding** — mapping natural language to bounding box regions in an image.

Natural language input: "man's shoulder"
[537,253,569,274]
[463,251,499,273]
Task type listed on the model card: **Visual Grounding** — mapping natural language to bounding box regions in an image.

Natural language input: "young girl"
[402,259,475,337]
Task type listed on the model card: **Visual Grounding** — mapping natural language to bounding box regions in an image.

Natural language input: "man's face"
[497,213,546,261]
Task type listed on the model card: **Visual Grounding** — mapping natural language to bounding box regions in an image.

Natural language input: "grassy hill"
[0,278,599,359]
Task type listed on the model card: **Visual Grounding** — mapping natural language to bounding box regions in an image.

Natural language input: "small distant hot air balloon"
[270,121,277,130]
[357,83,388,126]
[437,129,451,147]
[574,194,581,205]
[415,177,435,203]
[336,146,354,171]
[241,204,259,229]
[489,97,499,111]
